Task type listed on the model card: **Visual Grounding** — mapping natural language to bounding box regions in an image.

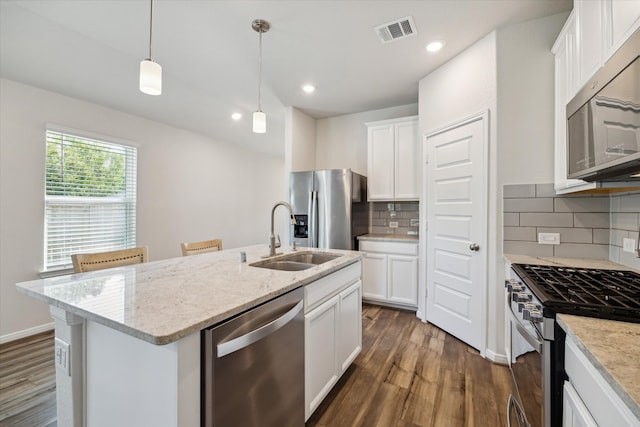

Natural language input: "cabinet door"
[394,120,419,200]
[361,252,387,301]
[605,0,640,59]
[388,255,418,306]
[576,0,604,90]
[367,125,395,200]
[305,295,339,421]
[563,381,598,427]
[338,281,362,373]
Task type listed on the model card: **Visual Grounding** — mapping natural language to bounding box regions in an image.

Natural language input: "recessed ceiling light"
[631,172,640,178]
[302,84,316,93]
[426,40,445,53]
[231,112,242,120]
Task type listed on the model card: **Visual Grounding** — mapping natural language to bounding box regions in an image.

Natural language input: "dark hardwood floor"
[0,305,512,427]
[0,330,57,427]
[306,304,513,427]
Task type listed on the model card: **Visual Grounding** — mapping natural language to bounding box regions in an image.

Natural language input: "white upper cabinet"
[605,0,640,59]
[552,1,640,194]
[367,116,419,201]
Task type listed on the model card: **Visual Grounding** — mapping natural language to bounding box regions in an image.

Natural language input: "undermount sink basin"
[249,251,343,271]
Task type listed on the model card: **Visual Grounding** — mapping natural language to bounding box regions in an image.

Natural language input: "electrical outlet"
[623,238,636,254]
[538,232,560,245]
[54,338,70,376]
[410,219,419,226]
[389,221,399,228]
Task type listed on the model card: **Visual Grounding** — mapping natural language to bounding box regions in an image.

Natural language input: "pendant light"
[252,19,270,133]
[140,0,162,95]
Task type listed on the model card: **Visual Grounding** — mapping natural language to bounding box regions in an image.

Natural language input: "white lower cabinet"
[563,381,597,427]
[304,262,362,421]
[564,336,639,426]
[360,240,418,309]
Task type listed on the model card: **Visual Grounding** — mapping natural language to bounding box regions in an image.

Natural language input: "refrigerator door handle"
[309,191,318,248]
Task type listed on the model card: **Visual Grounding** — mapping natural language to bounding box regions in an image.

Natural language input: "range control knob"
[505,279,525,293]
[518,302,538,313]
[523,308,543,323]
[512,292,532,303]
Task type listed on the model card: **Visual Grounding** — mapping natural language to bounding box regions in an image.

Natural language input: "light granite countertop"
[504,254,639,418]
[557,314,640,419]
[16,245,361,345]
[358,233,419,242]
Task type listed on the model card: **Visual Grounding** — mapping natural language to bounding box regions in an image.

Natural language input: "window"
[44,129,137,271]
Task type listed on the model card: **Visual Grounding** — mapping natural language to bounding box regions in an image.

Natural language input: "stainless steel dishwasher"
[202,287,304,427]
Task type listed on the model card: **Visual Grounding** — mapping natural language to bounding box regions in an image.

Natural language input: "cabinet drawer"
[305,262,361,313]
[360,240,418,256]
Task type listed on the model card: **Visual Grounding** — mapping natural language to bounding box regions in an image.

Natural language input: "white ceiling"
[0,0,572,157]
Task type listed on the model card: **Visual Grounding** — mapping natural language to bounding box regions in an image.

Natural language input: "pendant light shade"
[140,0,162,95]
[140,59,162,95]
[252,19,270,133]
[253,111,266,133]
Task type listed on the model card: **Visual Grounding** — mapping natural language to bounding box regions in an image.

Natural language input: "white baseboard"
[0,322,54,345]
[485,348,509,365]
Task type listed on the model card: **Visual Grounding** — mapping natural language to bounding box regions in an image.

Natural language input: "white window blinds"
[44,129,137,271]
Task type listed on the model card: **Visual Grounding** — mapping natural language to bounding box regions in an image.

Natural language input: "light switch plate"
[623,238,636,253]
[538,232,560,245]
[54,338,70,376]
[389,221,399,228]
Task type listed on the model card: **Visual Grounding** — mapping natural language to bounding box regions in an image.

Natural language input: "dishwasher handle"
[216,300,303,358]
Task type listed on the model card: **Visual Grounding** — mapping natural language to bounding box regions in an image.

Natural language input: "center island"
[16,244,363,427]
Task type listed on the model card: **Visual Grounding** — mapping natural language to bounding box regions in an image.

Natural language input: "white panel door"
[425,113,487,352]
[338,281,362,373]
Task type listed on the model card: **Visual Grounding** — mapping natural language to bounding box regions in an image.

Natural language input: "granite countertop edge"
[358,233,419,242]
[557,314,640,419]
[16,246,362,346]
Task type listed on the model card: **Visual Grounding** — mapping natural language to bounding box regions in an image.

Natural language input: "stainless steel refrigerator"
[289,169,369,250]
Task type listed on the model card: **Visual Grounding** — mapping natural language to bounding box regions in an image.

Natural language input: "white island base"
[52,306,200,427]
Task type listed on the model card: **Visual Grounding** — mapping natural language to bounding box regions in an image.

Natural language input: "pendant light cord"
[148,0,154,59]
[257,28,263,112]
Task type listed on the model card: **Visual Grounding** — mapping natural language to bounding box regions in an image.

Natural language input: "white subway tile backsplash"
[504,241,554,257]
[553,243,609,260]
[504,198,554,213]
[611,212,639,232]
[573,212,609,228]
[503,184,639,269]
[504,213,519,227]
[535,184,556,198]
[520,213,574,227]
[504,227,537,242]
[554,197,610,213]
[592,229,610,245]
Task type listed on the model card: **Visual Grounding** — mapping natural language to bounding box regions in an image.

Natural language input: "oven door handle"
[508,299,542,353]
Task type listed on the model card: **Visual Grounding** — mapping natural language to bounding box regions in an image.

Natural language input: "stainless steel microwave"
[566,29,640,182]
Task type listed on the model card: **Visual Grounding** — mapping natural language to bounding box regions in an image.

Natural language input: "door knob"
[469,243,480,251]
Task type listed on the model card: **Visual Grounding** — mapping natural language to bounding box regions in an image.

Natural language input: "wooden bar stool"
[71,246,148,273]
[180,239,223,256]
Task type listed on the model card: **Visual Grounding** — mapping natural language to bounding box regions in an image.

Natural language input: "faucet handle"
[275,235,281,249]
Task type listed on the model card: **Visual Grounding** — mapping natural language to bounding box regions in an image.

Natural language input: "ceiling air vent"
[374,16,417,44]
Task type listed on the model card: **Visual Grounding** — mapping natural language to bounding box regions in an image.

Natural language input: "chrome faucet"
[268,201,296,257]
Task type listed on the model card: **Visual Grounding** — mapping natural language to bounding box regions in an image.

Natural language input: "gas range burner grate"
[511,264,640,323]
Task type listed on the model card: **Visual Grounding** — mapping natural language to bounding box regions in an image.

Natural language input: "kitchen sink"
[249,251,343,271]
[277,251,343,265]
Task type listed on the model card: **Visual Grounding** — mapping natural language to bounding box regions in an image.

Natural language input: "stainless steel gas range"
[505,263,640,427]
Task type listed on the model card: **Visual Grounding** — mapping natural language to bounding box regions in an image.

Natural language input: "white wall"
[418,12,567,362]
[0,79,286,340]
[285,107,317,172]
[418,31,498,358]
[315,104,418,176]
